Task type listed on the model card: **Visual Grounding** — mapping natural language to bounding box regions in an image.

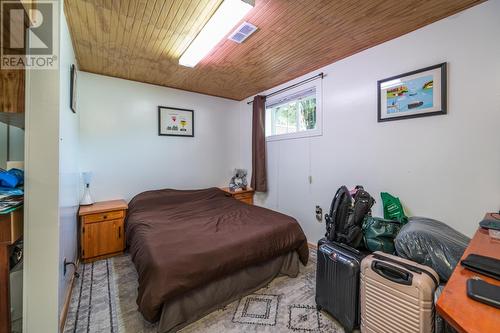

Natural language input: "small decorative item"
[378,63,447,122]
[158,106,194,137]
[80,171,94,206]
[229,168,248,192]
[70,64,78,113]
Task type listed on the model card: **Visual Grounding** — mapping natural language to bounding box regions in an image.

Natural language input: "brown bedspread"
[125,188,309,322]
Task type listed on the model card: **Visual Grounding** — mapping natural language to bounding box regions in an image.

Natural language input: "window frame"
[265,79,322,142]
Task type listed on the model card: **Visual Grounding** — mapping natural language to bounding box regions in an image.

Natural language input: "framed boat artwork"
[158,106,194,137]
[377,63,447,122]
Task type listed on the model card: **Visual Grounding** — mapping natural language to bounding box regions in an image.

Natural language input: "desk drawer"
[82,210,124,224]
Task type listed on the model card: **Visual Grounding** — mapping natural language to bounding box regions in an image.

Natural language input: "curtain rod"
[246,72,324,105]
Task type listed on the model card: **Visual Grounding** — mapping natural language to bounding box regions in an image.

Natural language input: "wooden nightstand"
[220,187,255,205]
[78,200,128,263]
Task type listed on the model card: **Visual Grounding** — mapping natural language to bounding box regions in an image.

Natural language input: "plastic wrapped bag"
[394,217,470,282]
[434,285,458,333]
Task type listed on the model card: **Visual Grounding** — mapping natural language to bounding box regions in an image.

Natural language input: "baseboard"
[59,258,80,333]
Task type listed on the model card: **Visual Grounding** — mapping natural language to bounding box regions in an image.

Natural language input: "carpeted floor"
[64,249,343,333]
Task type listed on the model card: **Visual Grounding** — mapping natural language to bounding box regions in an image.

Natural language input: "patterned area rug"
[64,249,343,333]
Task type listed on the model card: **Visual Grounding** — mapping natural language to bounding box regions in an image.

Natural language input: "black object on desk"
[461,254,500,281]
[466,278,500,309]
[479,218,500,231]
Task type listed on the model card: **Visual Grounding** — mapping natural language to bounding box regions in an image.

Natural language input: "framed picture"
[378,62,447,122]
[158,106,194,137]
[70,64,77,113]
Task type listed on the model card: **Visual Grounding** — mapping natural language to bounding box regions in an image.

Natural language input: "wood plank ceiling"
[65,0,483,101]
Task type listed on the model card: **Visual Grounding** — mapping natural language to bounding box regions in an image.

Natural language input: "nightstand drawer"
[239,197,253,205]
[82,210,124,224]
[233,193,252,200]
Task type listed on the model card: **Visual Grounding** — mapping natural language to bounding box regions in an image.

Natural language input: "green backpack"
[362,216,405,253]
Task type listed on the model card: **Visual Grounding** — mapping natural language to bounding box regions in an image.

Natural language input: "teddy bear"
[229,168,248,192]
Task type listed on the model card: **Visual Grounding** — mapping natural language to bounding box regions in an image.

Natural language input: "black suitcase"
[315,238,365,332]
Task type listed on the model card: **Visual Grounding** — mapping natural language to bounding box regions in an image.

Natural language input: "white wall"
[238,0,500,239]
[58,1,79,319]
[23,32,60,333]
[79,73,240,202]
[23,1,79,331]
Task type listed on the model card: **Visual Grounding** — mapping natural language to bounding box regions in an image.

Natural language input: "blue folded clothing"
[0,187,24,196]
[0,169,24,188]
[0,171,18,188]
[8,168,23,185]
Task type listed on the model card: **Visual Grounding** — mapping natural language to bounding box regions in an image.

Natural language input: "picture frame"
[377,62,447,122]
[70,64,77,113]
[158,106,194,137]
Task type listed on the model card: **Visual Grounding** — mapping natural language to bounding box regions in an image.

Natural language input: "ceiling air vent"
[228,22,257,43]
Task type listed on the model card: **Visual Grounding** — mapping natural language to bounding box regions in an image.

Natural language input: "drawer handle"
[103,215,108,219]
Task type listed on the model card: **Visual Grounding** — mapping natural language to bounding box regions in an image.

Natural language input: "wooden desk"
[436,213,500,333]
[0,206,23,333]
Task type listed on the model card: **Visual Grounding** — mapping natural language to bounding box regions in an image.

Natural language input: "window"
[265,82,321,140]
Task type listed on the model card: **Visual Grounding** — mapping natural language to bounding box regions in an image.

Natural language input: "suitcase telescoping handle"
[372,261,413,286]
[373,253,439,287]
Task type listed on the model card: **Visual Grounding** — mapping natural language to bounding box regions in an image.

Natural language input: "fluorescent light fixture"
[179,0,254,67]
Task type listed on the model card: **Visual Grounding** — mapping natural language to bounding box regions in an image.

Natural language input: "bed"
[125,187,309,332]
